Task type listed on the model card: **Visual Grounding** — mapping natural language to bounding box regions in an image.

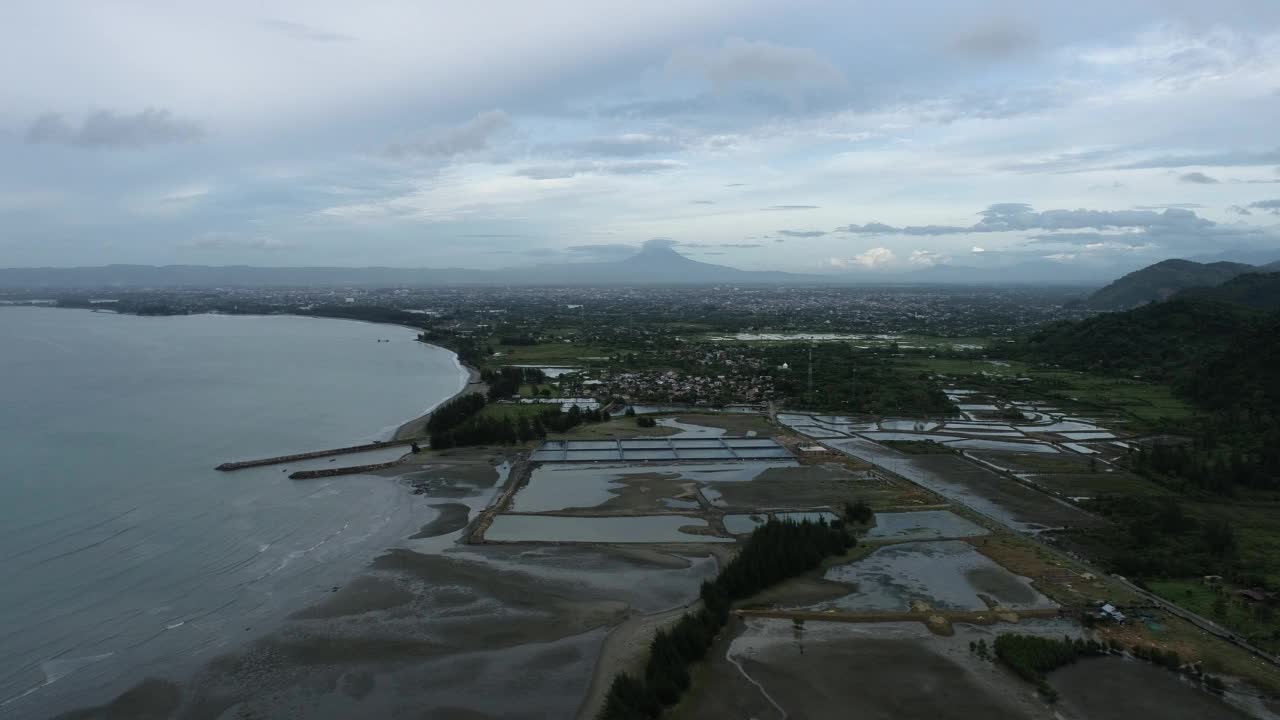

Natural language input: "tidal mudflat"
[814,540,1056,612]
[484,514,733,543]
[678,619,1058,719]
[867,510,989,541]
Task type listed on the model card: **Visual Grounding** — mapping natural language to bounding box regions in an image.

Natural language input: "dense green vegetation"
[1076,495,1237,578]
[1083,258,1256,310]
[761,344,958,415]
[425,393,486,436]
[1148,579,1280,649]
[1022,297,1280,494]
[1023,299,1257,383]
[990,633,1228,700]
[417,331,487,367]
[425,392,609,448]
[1022,290,1280,649]
[431,403,610,449]
[600,519,854,719]
[1176,271,1280,310]
[992,634,1107,701]
[481,366,548,400]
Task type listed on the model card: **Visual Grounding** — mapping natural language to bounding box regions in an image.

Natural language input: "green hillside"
[1085,259,1257,310]
[1176,271,1280,311]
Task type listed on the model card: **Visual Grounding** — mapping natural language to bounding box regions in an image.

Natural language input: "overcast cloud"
[3,0,1280,270]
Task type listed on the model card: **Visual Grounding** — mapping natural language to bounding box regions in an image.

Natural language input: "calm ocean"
[0,308,466,718]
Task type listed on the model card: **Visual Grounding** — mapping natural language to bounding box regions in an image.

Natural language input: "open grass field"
[476,402,561,421]
[517,383,556,397]
[1028,370,1193,424]
[1186,497,1280,587]
[1029,472,1172,498]
[1147,579,1280,653]
[550,416,677,439]
[1096,608,1280,696]
[897,356,1193,428]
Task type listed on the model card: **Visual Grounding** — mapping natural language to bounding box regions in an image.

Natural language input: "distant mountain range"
[0,244,814,288]
[1,244,1276,289]
[1084,259,1280,310]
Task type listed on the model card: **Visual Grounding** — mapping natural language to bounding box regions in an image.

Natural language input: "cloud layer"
[3,2,1280,270]
[26,109,203,149]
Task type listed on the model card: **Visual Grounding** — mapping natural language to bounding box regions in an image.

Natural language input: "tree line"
[482,366,548,400]
[600,518,854,719]
[992,632,1226,701]
[428,396,610,449]
[992,634,1107,702]
[1019,300,1280,493]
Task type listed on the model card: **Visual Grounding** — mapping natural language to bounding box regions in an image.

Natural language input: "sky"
[3,0,1280,277]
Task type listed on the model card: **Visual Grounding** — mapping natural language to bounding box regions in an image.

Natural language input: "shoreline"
[0,309,480,719]
[391,357,486,440]
[31,305,483,446]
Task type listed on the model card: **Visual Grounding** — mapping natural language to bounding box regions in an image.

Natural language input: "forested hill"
[1028,273,1280,383]
[1022,299,1263,385]
[1022,297,1280,491]
[1175,271,1280,311]
[1084,259,1259,311]
[1184,311,1280,413]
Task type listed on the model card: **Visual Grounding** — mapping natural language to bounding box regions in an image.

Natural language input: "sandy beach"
[393,359,486,440]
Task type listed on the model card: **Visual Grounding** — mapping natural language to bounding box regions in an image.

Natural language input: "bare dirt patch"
[729,621,1046,720]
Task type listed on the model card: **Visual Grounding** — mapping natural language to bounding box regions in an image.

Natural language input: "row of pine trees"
[427,393,611,449]
[600,518,854,719]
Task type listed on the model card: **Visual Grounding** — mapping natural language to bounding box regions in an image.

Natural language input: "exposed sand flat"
[576,604,694,720]
[722,620,1050,720]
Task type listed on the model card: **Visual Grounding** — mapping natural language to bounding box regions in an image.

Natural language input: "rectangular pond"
[675,448,738,460]
[724,438,786,448]
[861,432,965,442]
[563,449,623,461]
[775,511,839,524]
[1058,431,1116,440]
[879,420,940,431]
[624,449,679,461]
[485,514,733,543]
[943,439,1060,454]
[731,448,794,459]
